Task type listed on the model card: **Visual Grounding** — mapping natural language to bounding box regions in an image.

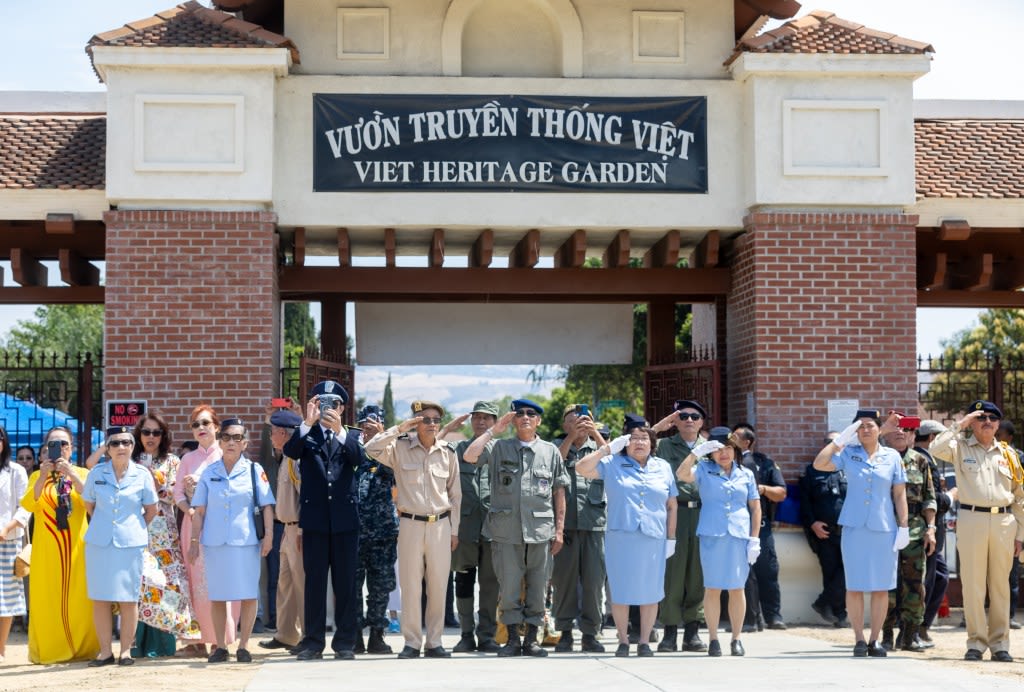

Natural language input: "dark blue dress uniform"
[283,423,365,656]
[354,457,397,632]
[799,462,848,623]
[740,450,786,627]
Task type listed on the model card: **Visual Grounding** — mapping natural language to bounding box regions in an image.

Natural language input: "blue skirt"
[841,526,897,591]
[698,535,750,590]
[204,544,260,601]
[605,530,666,605]
[85,543,144,602]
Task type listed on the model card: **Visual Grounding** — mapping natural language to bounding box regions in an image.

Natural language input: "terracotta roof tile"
[86,0,300,79]
[0,116,105,190]
[727,8,934,65]
[915,119,1024,200]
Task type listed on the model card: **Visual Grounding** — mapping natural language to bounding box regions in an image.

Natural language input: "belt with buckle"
[960,503,1010,514]
[399,510,451,523]
[683,501,701,509]
[282,521,298,526]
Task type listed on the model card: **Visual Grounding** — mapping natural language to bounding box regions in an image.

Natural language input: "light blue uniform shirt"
[192,456,275,547]
[831,445,906,532]
[693,460,758,539]
[82,462,158,548]
[596,453,678,539]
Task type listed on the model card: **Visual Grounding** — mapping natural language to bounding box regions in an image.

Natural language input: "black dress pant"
[300,529,359,653]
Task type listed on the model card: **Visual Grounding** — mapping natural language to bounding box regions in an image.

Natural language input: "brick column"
[103,210,279,447]
[727,212,918,478]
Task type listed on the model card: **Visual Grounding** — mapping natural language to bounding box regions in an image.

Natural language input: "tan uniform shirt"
[930,424,1024,541]
[365,427,461,536]
[275,454,301,524]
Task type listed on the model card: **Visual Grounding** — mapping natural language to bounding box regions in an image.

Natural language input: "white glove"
[665,539,677,559]
[893,526,910,552]
[608,435,630,455]
[690,440,724,458]
[746,537,761,565]
[833,420,862,449]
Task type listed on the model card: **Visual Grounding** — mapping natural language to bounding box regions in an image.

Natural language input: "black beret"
[220,418,245,429]
[708,426,733,444]
[673,399,707,419]
[852,409,881,423]
[623,413,647,432]
[106,426,132,437]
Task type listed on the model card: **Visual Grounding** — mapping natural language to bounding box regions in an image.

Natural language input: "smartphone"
[271,397,292,408]
[576,404,590,417]
[47,440,63,461]
[899,416,922,430]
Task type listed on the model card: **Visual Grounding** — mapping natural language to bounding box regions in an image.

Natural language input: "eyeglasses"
[108,439,133,448]
[419,417,442,425]
[977,414,1001,422]
[678,413,702,421]
[514,409,540,418]
[219,433,245,442]
[140,428,163,437]
[628,436,651,443]
[191,419,214,429]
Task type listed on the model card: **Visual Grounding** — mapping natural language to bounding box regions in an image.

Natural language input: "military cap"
[967,400,1002,418]
[270,409,302,428]
[850,409,880,423]
[106,425,132,438]
[220,418,245,429]
[673,399,708,419]
[311,380,349,404]
[357,404,384,424]
[708,426,733,444]
[471,401,500,416]
[598,423,611,438]
[511,399,544,415]
[411,400,445,417]
[623,413,648,432]
[917,420,947,436]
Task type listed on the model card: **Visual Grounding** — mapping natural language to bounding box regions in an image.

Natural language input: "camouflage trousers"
[885,537,926,628]
[355,535,398,630]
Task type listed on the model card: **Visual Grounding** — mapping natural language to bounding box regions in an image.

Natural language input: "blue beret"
[708,426,733,444]
[106,426,132,437]
[511,399,543,415]
[270,410,302,428]
[311,380,349,404]
[220,418,245,429]
[623,413,647,432]
[673,399,707,419]
[967,400,1002,418]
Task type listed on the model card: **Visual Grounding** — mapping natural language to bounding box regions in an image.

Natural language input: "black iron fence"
[917,354,1024,425]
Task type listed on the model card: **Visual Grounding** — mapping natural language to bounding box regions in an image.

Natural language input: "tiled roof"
[915,119,1024,200]
[0,116,105,190]
[86,0,299,72]
[727,9,933,64]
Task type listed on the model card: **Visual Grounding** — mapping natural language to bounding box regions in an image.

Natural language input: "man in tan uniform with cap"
[364,400,461,659]
[930,399,1024,662]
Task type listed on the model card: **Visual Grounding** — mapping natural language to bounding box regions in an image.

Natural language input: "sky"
[1,0,1021,410]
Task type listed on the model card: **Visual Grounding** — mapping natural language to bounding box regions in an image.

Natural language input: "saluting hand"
[491,411,516,435]
[398,416,423,434]
[441,414,470,437]
[652,412,679,434]
[832,420,862,449]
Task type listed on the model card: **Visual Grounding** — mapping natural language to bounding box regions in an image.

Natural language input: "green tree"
[3,304,104,356]
[923,309,1024,423]
[382,373,395,427]
[284,302,318,351]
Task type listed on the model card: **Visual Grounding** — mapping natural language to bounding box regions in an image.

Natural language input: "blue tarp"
[0,392,103,461]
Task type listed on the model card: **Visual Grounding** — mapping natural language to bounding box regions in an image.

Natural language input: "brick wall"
[726,212,919,479]
[103,210,279,451]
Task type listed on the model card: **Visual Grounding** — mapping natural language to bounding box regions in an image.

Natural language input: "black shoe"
[900,625,925,652]
[207,647,230,663]
[964,648,983,661]
[881,628,894,651]
[424,646,451,658]
[683,623,707,653]
[637,643,654,657]
[658,625,678,652]
[397,646,420,659]
[766,620,787,630]
[252,618,265,634]
[615,643,629,658]
[118,654,135,666]
[554,630,573,653]
[258,638,293,650]
[236,648,252,663]
[333,649,355,660]
[580,634,605,653]
[992,650,1014,662]
[853,641,868,657]
[741,623,757,633]
[477,639,502,654]
[867,641,887,658]
[497,634,522,658]
[812,602,838,625]
[603,614,615,629]
[1010,620,1022,631]
[730,640,745,657]
[353,632,365,654]
[521,625,546,657]
[707,640,722,657]
[367,628,392,654]
[453,633,476,653]
[295,649,323,661]
[834,617,851,629]
[88,655,116,667]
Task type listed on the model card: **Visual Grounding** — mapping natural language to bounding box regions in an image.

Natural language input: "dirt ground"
[0,610,1020,690]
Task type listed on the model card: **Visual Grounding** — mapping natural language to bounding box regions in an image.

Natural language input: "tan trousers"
[397,517,452,649]
[276,524,305,647]
[956,510,1016,653]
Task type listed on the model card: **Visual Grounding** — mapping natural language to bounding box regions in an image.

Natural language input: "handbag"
[250,461,265,541]
[14,543,31,578]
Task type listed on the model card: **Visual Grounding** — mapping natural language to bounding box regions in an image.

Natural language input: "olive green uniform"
[479,436,570,626]
[884,448,936,632]
[657,434,704,627]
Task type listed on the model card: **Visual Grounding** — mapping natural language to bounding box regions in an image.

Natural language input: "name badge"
[211,477,224,482]
[95,480,107,486]
[851,455,864,463]
[963,457,978,466]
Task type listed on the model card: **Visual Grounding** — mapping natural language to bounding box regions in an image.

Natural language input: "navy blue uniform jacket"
[283,425,363,533]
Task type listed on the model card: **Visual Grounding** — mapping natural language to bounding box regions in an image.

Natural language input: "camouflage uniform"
[355,458,398,630]
[884,447,936,642]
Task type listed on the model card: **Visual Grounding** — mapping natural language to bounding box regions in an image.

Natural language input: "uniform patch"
[538,478,550,492]
[260,471,268,483]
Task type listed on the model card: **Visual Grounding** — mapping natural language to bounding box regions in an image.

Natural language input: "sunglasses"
[678,413,703,421]
[219,433,245,442]
[140,428,163,437]
[419,417,442,425]
[108,439,133,448]
[976,414,1001,422]
[191,419,214,429]
[514,409,540,418]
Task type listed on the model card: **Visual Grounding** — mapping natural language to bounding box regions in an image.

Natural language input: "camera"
[47,440,64,461]
[319,395,342,416]
[271,397,292,408]
[575,404,590,417]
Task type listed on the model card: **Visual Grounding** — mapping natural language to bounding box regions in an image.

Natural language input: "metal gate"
[643,346,720,427]
[917,354,1024,424]
[280,350,356,427]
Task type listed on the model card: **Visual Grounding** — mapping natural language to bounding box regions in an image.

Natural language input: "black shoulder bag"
[250,461,265,540]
